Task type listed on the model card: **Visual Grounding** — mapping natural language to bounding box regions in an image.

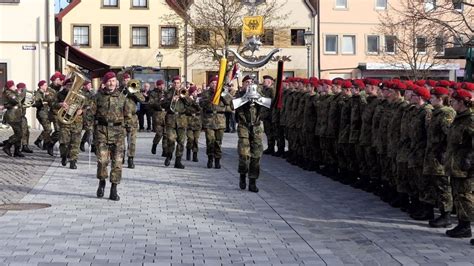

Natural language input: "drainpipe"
[317,0,321,79]
[46,0,51,80]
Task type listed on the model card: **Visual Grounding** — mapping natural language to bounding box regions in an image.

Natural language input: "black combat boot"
[21,145,33,153]
[96,180,106,198]
[34,138,42,149]
[46,143,54,156]
[192,152,198,162]
[2,141,12,157]
[470,239,474,245]
[164,155,171,167]
[79,140,86,152]
[429,211,452,228]
[248,178,259,193]
[411,203,434,221]
[239,174,246,190]
[207,156,213,169]
[151,143,157,154]
[174,157,185,169]
[14,146,25,157]
[91,144,96,153]
[390,193,409,208]
[186,149,191,161]
[263,146,275,155]
[61,156,67,166]
[446,220,472,238]
[214,158,221,169]
[69,160,77,169]
[128,157,135,169]
[161,151,166,157]
[109,183,120,201]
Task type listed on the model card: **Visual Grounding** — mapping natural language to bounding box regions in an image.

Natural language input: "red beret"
[60,74,66,81]
[16,82,26,89]
[302,79,310,85]
[172,76,181,82]
[341,80,353,89]
[311,80,319,87]
[381,80,392,89]
[366,78,380,86]
[431,87,450,96]
[38,80,47,87]
[155,80,164,86]
[427,80,437,87]
[414,86,431,100]
[334,79,344,86]
[50,72,62,82]
[321,79,332,85]
[463,82,474,91]
[452,89,472,102]
[122,73,131,79]
[102,71,116,84]
[354,79,365,89]
[449,81,458,88]
[5,80,15,89]
[404,80,414,87]
[395,82,407,90]
[209,75,219,83]
[437,80,450,88]
[415,80,426,87]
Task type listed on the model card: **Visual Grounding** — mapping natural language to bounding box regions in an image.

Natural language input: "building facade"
[0,0,55,128]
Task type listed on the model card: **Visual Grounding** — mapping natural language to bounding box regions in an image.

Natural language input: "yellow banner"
[212,57,227,105]
[243,16,264,36]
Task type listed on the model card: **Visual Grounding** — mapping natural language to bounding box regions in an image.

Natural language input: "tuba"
[126,79,141,95]
[57,65,87,125]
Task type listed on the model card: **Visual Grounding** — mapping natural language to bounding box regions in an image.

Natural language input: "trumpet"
[170,87,188,112]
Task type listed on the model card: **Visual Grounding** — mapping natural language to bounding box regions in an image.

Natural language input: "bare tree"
[377,1,451,79]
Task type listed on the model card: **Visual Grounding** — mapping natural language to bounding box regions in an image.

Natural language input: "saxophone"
[57,65,87,125]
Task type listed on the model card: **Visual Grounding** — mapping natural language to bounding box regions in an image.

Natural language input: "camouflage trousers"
[125,125,138,157]
[320,137,337,167]
[339,143,356,173]
[37,116,52,144]
[407,166,423,199]
[50,114,60,145]
[295,128,304,158]
[430,175,453,213]
[81,127,93,147]
[205,128,224,159]
[396,162,411,194]
[263,119,275,149]
[303,131,317,163]
[96,140,124,184]
[153,124,167,154]
[274,124,285,152]
[167,127,186,158]
[354,144,367,176]
[378,154,391,182]
[418,174,438,205]
[7,121,22,146]
[237,124,263,179]
[451,177,474,222]
[186,129,201,153]
[59,122,82,161]
[364,146,380,179]
[21,117,29,145]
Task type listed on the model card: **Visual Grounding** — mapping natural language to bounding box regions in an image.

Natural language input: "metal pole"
[307,45,310,78]
[184,18,188,84]
[317,0,321,79]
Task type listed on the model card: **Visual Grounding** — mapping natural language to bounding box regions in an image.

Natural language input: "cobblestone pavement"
[0,129,55,216]
[0,132,472,265]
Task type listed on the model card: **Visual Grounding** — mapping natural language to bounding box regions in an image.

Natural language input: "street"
[0,129,473,265]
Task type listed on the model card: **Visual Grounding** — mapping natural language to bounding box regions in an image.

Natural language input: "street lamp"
[155,51,164,68]
[304,28,314,78]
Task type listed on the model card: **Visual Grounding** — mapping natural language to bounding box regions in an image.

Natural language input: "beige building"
[0,0,55,128]
[57,0,317,85]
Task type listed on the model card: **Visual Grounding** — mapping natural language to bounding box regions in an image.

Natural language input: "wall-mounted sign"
[22,45,36,50]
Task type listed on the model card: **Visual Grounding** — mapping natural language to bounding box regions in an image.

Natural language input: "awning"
[55,39,110,74]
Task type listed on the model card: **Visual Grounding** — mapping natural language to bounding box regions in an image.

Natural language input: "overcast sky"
[55,0,68,14]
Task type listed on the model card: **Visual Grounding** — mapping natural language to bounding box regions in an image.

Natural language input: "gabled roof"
[56,0,81,22]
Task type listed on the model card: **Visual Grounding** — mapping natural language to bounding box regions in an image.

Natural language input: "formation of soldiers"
[266,76,473,244]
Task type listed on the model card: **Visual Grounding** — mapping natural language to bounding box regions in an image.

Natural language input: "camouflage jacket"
[162,88,192,129]
[373,99,390,154]
[324,93,343,138]
[48,84,62,116]
[124,91,145,127]
[260,85,275,121]
[33,88,56,120]
[315,94,329,136]
[294,92,306,129]
[338,95,352,144]
[200,88,232,130]
[349,94,365,144]
[396,104,416,163]
[234,90,266,127]
[423,105,456,176]
[386,99,406,158]
[280,90,291,127]
[2,89,24,123]
[444,109,473,178]
[408,104,433,168]
[148,89,166,126]
[359,96,378,146]
[82,89,96,128]
[91,89,131,144]
[303,93,317,133]
[187,98,202,130]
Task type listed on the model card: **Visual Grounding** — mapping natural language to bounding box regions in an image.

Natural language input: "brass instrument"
[22,90,35,108]
[57,65,87,125]
[125,79,141,95]
[169,86,188,112]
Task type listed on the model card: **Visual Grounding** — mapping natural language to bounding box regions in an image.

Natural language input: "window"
[284,71,294,78]
[325,35,338,54]
[72,26,89,47]
[375,0,387,9]
[335,0,347,8]
[453,0,463,11]
[385,35,396,53]
[291,29,305,46]
[102,26,120,47]
[367,35,379,54]
[132,0,147,7]
[131,26,148,47]
[416,37,427,53]
[435,37,444,53]
[161,26,177,47]
[261,29,274,46]
[103,0,118,7]
[228,28,242,45]
[194,28,210,45]
[342,35,356,54]
[424,0,436,12]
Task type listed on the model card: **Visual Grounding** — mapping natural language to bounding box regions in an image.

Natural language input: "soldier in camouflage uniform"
[337,80,354,183]
[200,75,232,169]
[233,77,268,193]
[271,80,286,157]
[16,83,33,154]
[445,89,473,238]
[91,71,131,201]
[261,75,276,155]
[2,80,25,157]
[186,85,202,162]
[79,81,96,153]
[149,80,167,156]
[423,87,456,228]
[315,80,331,174]
[294,80,307,168]
[282,80,295,160]
[323,79,343,178]
[47,72,64,154]
[33,80,56,156]
[302,80,318,171]
[121,73,145,169]
[162,76,192,169]
[56,78,85,169]
[349,80,366,184]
